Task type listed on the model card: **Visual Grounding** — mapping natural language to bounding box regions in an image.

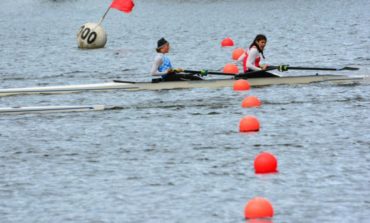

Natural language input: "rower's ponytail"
[249,34,267,59]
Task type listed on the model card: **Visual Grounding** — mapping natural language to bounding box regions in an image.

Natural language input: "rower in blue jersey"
[150,38,203,82]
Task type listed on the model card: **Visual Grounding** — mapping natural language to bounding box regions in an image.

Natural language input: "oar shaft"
[278,66,359,71]
[285,66,339,71]
[184,67,278,77]
[183,70,236,76]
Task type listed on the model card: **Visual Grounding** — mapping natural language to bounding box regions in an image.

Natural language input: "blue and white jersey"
[150,53,173,76]
[158,55,172,72]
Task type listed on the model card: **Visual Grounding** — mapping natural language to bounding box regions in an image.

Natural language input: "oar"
[270,65,359,71]
[183,69,236,76]
[186,65,359,75]
[235,67,280,78]
[183,68,279,77]
[183,69,275,76]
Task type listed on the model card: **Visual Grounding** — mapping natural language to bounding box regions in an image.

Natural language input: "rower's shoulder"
[154,53,164,61]
[249,46,258,53]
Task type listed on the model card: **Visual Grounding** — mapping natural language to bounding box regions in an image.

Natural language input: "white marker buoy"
[77,23,107,49]
[76,0,134,49]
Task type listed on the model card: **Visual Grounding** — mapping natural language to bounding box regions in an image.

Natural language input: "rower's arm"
[246,48,262,71]
[234,53,246,71]
[236,53,245,63]
[150,55,167,76]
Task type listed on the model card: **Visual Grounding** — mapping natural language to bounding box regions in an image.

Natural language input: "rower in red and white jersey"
[237,34,272,76]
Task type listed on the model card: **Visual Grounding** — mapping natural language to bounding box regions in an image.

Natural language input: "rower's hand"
[174,68,184,73]
[260,64,268,70]
[200,69,208,76]
[166,69,174,74]
[277,65,289,72]
[167,68,183,74]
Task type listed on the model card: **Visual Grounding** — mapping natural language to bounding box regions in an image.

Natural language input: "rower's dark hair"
[156,37,168,53]
[249,34,267,59]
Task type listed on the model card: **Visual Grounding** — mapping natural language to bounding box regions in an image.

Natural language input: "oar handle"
[235,67,278,78]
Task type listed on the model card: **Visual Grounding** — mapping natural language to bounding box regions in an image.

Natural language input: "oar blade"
[340,66,359,71]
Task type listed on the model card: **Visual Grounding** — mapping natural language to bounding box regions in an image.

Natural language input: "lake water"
[0,0,370,222]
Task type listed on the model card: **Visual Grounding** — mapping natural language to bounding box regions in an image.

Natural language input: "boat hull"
[0,75,363,97]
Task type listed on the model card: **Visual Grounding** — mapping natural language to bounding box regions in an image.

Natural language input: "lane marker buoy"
[254,152,278,174]
[242,96,261,108]
[239,116,260,132]
[232,48,245,60]
[221,37,234,47]
[233,79,250,91]
[244,197,274,219]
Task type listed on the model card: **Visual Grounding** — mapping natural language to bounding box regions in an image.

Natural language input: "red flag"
[110,0,135,13]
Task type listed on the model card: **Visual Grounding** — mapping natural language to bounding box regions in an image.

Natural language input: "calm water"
[1,0,370,222]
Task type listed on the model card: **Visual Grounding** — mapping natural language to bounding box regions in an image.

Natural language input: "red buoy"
[239,116,260,132]
[232,48,245,60]
[254,152,278,174]
[233,79,250,91]
[244,197,274,219]
[223,63,239,74]
[221,37,234,47]
[242,96,261,108]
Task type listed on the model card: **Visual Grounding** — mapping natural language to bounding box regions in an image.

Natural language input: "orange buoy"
[233,79,250,91]
[244,197,274,219]
[223,63,239,74]
[242,96,261,108]
[221,37,234,47]
[254,152,278,174]
[239,116,260,132]
[232,48,245,60]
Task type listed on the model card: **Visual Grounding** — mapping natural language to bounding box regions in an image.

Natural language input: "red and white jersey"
[237,46,262,72]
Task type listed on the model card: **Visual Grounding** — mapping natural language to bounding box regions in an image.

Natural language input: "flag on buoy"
[110,0,135,13]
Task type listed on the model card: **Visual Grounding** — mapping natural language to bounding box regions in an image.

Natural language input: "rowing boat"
[0,105,118,114]
[0,74,363,97]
